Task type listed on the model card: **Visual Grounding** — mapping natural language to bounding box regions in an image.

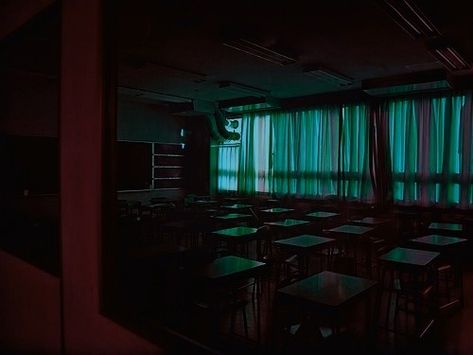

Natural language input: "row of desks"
[175,204,469,347]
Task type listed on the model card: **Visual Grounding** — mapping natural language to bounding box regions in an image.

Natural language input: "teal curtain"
[387,93,472,206]
[237,112,272,193]
[216,144,239,192]
[271,108,340,197]
[340,104,373,199]
[213,91,473,207]
[216,104,372,200]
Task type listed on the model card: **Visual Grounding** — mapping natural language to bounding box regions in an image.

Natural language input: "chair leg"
[242,307,249,338]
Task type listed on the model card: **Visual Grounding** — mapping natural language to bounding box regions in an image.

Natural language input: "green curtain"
[387,94,471,206]
[215,104,372,200]
[216,144,239,192]
[340,104,373,199]
[237,112,272,193]
[213,91,473,207]
[271,108,340,197]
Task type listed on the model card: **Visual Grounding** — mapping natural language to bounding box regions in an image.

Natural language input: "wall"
[0,250,61,353]
[1,71,58,137]
[117,98,184,143]
[117,97,212,200]
[59,0,160,353]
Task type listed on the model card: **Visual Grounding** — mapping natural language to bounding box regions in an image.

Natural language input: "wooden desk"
[224,196,248,201]
[273,234,335,275]
[327,224,374,236]
[428,222,463,233]
[379,247,439,337]
[196,255,266,281]
[306,211,340,219]
[276,271,378,345]
[213,226,258,239]
[265,219,311,241]
[192,200,218,206]
[379,247,439,268]
[212,226,259,256]
[261,207,294,214]
[351,217,390,226]
[409,235,467,249]
[265,219,310,228]
[223,203,253,210]
[278,270,377,308]
[194,255,267,341]
[409,235,467,308]
[213,213,252,221]
[305,211,342,234]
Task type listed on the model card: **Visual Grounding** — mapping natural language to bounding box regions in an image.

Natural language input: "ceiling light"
[218,81,269,97]
[223,39,296,66]
[427,40,471,71]
[381,0,439,39]
[303,66,353,86]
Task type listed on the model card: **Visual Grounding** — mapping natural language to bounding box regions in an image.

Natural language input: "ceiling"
[117,0,473,105]
[3,1,472,107]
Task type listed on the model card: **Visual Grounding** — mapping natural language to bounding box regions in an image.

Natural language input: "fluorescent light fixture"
[382,0,439,39]
[218,81,269,97]
[223,39,296,66]
[118,86,192,103]
[427,44,471,71]
[303,66,353,86]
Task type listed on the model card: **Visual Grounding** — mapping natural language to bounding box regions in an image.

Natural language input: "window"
[214,106,372,200]
[387,94,472,206]
[214,118,241,192]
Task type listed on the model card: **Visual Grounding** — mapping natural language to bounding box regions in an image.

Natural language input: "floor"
[110,243,473,354]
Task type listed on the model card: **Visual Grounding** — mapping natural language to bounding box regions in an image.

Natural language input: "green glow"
[388,94,469,205]
[214,104,372,199]
[213,92,473,206]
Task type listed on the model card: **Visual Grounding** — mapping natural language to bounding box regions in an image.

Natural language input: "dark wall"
[117,98,211,197]
[117,98,184,143]
[184,116,211,195]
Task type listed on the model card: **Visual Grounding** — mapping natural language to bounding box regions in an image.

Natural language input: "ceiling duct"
[362,69,451,96]
[169,100,239,142]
